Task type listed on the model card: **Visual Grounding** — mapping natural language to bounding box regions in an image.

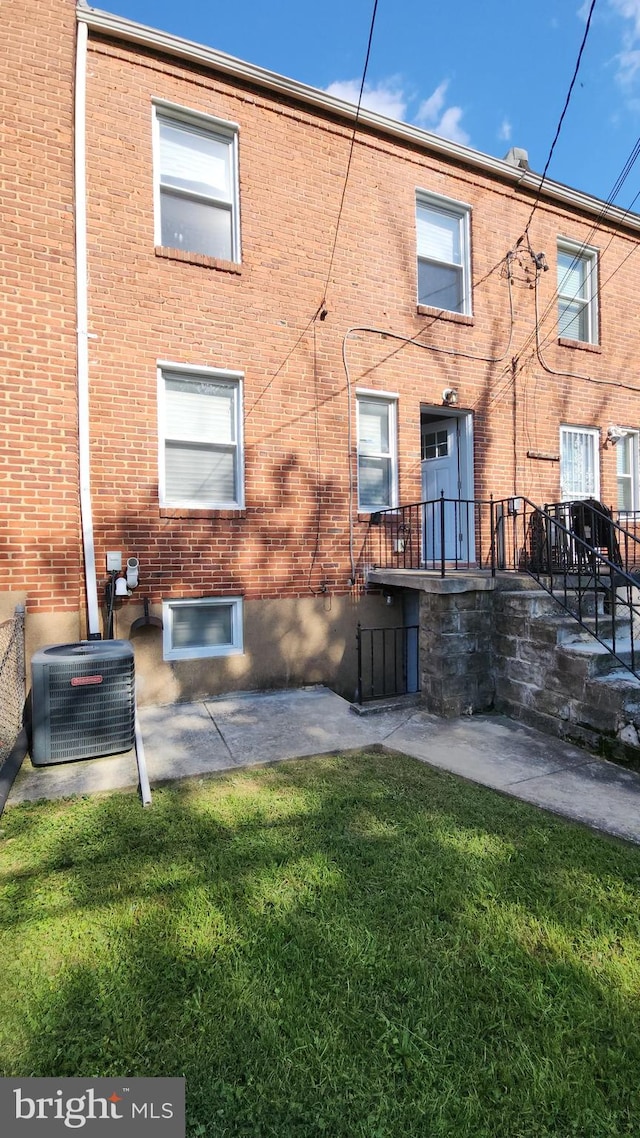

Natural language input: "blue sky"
[101,0,640,208]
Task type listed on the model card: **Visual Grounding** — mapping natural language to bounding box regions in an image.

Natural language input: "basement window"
[162,597,244,660]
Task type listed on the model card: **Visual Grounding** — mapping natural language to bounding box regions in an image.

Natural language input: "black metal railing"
[356,623,420,703]
[517,500,640,680]
[367,495,640,683]
[368,494,492,575]
[545,498,640,576]
[614,510,640,544]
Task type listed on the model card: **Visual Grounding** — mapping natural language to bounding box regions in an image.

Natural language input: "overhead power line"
[318,0,380,314]
[523,0,598,238]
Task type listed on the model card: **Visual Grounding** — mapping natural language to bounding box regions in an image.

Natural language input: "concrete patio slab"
[8,746,139,803]
[5,686,640,846]
[385,713,596,791]
[205,686,415,765]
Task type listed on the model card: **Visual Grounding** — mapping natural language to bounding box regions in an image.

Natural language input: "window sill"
[557,337,601,354]
[358,510,396,522]
[417,305,473,326]
[160,507,246,519]
[154,246,242,273]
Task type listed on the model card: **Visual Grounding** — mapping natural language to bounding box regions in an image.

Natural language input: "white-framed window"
[557,240,598,343]
[416,192,472,314]
[158,364,244,509]
[616,429,639,514]
[163,596,243,660]
[560,425,600,501]
[357,393,398,512]
[153,102,240,261]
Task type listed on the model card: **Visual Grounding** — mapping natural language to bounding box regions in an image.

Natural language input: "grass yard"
[0,751,639,1137]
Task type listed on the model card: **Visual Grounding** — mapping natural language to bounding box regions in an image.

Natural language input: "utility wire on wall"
[507,120,640,390]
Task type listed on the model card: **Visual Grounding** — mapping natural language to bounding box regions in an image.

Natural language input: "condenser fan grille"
[31,641,136,765]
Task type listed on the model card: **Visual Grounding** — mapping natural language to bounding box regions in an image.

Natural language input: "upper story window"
[357,393,398,512]
[158,365,244,509]
[557,240,598,344]
[416,193,472,315]
[153,103,240,262]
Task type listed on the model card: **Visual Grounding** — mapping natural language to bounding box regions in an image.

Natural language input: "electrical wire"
[318,0,379,313]
[342,265,515,580]
[523,0,597,239]
[530,182,640,358]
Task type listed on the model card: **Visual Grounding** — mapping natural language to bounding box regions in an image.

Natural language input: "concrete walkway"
[7,686,640,845]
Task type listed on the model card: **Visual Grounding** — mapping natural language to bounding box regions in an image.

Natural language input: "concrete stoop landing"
[493,586,640,763]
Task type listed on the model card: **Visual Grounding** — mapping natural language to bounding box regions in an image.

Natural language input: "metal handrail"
[544,498,640,575]
[367,494,640,682]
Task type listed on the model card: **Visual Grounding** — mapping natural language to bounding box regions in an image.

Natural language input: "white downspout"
[74,18,100,637]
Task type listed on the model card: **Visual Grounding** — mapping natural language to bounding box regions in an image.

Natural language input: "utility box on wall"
[30,640,135,765]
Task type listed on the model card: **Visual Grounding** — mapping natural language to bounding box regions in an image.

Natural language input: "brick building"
[5,0,640,707]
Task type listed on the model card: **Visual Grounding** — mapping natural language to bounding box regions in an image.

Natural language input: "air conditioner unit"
[30,640,135,766]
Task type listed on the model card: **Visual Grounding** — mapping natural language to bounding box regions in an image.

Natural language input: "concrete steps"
[493,583,640,762]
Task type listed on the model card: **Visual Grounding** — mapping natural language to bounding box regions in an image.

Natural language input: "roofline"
[78,4,640,237]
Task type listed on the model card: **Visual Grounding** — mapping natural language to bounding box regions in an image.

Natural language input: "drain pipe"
[135,710,152,806]
[74,17,100,639]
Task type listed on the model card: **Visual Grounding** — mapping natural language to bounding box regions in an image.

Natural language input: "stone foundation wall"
[419,588,494,717]
[492,589,640,765]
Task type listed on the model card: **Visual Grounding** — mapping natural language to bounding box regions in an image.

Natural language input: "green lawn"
[1,751,639,1137]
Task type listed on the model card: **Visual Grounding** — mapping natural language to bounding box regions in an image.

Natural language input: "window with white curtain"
[557,240,598,343]
[162,597,243,659]
[560,425,600,501]
[416,193,471,314]
[154,105,240,261]
[158,366,244,508]
[357,395,398,511]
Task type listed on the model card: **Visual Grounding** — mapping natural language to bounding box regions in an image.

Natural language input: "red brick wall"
[1,0,80,614]
[84,31,640,606]
[7,8,640,628]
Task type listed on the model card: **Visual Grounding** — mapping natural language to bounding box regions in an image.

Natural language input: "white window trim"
[560,424,601,502]
[557,238,598,344]
[356,393,398,513]
[615,428,639,515]
[157,361,245,510]
[416,189,472,316]
[162,596,244,660]
[152,101,241,262]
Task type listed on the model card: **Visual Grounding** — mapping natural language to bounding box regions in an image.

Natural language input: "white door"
[560,426,600,502]
[421,418,467,562]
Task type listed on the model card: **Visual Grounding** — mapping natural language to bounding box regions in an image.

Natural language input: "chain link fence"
[0,605,26,769]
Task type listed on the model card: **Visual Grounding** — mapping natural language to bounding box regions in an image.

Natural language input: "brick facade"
[1,0,79,618]
[5,2,640,701]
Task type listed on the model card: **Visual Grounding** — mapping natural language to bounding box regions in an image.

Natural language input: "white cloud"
[608,0,640,86]
[324,79,407,121]
[324,75,470,146]
[432,106,470,146]
[415,80,449,124]
[415,80,470,145]
[610,0,640,38]
[617,46,640,83]
[498,117,512,142]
